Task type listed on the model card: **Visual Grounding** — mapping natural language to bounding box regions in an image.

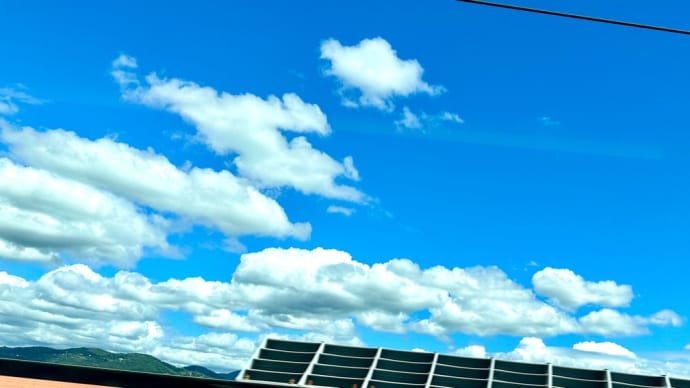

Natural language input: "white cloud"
[0,87,42,115]
[229,248,674,338]
[578,309,647,336]
[396,107,422,129]
[497,337,690,378]
[0,251,684,372]
[573,341,636,358]
[111,54,139,86]
[150,332,257,371]
[533,267,633,311]
[577,308,681,337]
[112,58,364,202]
[321,37,444,111]
[343,156,360,181]
[112,54,137,68]
[0,158,170,267]
[0,244,680,354]
[440,111,464,123]
[396,106,464,130]
[0,263,366,370]
[455,344,487,358]
[356,311,407,333]
[192,309,261,332]
[1,123,310,240]
[327,205,355,216]
[0,264,258,371]
[648,309,684,327]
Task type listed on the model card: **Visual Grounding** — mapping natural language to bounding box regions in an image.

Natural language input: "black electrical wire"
[456,0,690,36]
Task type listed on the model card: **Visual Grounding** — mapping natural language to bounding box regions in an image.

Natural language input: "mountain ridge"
[0,346,238,380]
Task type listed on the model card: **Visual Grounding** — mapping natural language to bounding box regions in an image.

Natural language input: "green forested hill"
[0,346,238,380]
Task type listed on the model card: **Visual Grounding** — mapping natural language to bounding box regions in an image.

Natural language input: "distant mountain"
[182,364,239,380]
[0,346,238,380]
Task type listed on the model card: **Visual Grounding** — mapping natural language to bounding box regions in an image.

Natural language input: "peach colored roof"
[0,375,118,388]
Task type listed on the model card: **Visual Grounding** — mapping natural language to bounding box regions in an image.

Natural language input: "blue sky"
[1,0,690,375]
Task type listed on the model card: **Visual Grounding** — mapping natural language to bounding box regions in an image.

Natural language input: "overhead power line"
[455,0,690,36]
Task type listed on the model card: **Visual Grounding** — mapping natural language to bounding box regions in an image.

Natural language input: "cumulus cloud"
[0,263,359,370]
[578,308,682,336]
[0,264,258,370]
[533,267,633,311]
[0,158,170,267]
[578,309,649,336]
[0,251,683,371]
[230,248,677,338]
[496,337,690,378]
[1,123,310,240]
[321,37,444,111]
[0,86,42,115]
[112,57,364,202]
[573,341,636,358]
[455,344,488,358]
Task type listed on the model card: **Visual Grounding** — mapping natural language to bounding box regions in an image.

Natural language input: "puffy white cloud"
[230,250,446,319]
[0,240,57,262]
[320,37,444,110]
[455,344,488,358]
[112,58,363,202]
[409,264,580,337]
[578,309,647,336]
[0,265,256,371]
[356,311,408,333]
[0,158,170,267]
[0,251,682,371]
[326,205,355,216]
[578,308,681,336]
[228,248,674,338]
[150,332,257,371]
[192,309,261,332]
[573,341,636,358]
[533,267,633,311]
[497,337,690,378]
[1,123,310,240]
[0,262,367,370]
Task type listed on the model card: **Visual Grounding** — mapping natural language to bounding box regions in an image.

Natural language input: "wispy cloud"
[540,116,561,126]
[327,205,355,216]
[396,106,464,130]
[0,86,43,115]
[391,124,663,160]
